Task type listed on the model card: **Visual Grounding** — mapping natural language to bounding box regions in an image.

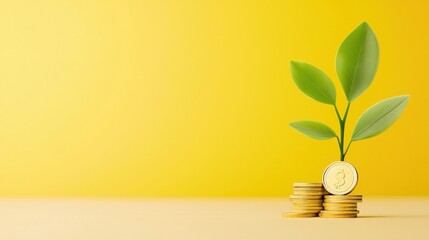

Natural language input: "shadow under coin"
[359,215,429,219]
[358,215,392,218]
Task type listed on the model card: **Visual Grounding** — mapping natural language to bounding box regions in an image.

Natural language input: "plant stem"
[335,136,342,160]
[344,140,352,158]
[334,103,351,161]
[340,103,350,161]
[334,105,342,122]
[334,105,343,160]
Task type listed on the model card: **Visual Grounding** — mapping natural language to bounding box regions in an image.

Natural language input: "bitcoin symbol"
[334,169,346,189]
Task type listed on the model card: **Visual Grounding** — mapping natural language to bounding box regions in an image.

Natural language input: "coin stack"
[321,161,361,218]
[283,182,328,218]
[319,195,362,218]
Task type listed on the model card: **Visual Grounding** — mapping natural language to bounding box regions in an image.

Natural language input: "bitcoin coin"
[283,212,318,218]
[322,161,358,195]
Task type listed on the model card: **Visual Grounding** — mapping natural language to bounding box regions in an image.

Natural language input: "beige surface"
[0,198,428,240]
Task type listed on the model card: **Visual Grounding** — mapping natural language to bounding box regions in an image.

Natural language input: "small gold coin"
[293,206,323,210]
[290,209,321,214]
[283,212,318,218]
[293,203,323,207]
[290,195,323,200]
[324,195,362,200]
[324,207,357,211]
[294,191,326,196]
[295,187,326,191]
[319,213,357,218]
[294,187,325,191]
[319,211,358,215]
[320,210,359,214]
[323,203,357,207]
[291,199,323,204]
[323,199,362,203]
[293,183,323,188]
[322,161,358,195]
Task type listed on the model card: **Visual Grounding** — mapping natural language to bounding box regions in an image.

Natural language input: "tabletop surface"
[0,197,428,240]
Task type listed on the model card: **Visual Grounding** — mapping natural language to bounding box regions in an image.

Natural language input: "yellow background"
[0,0,427,197]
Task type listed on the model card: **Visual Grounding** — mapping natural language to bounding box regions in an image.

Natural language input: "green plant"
[289,22,409,161]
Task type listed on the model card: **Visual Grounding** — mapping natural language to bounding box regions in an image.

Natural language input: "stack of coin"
[319,195,362,218]
[283,182,328,218]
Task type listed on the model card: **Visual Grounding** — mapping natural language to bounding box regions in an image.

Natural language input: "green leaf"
[336,22,380,102]
[290,61,336,105]
[289,120,337,140]
[351,95,410,141]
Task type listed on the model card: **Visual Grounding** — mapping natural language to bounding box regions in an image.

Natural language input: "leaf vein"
[348,28,366,99]
[354,100,404,138]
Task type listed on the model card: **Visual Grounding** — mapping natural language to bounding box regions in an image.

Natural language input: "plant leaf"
[289,120,337,140]
[336,22,379,102]
[351,95,410,141]
[290,61,336,105]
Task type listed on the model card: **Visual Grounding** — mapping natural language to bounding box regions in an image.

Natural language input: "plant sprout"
[289,22,409,161]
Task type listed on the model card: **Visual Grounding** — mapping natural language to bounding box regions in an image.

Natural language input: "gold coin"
[294,192,328,196]
[324,207,357,211]
[323,203,357,207]
[323,199,362,203]
[283,212,318,218]
[294,186,325,190]
[290,209,321,214]
[319,214,357,218]
[324,195,362,200]
[319,213,357,218]
[319,211,358,215]
[320,210,359,214]
[294,187,325,191]
[296,191,326,195]
[293,206,323,210]
[290,195,323,200]
[322,161,358,195]
[293,191,326,196]
[293,183,323,188]
[293,203,323,207]
[294,187,326,191]
[291,199,323,204]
